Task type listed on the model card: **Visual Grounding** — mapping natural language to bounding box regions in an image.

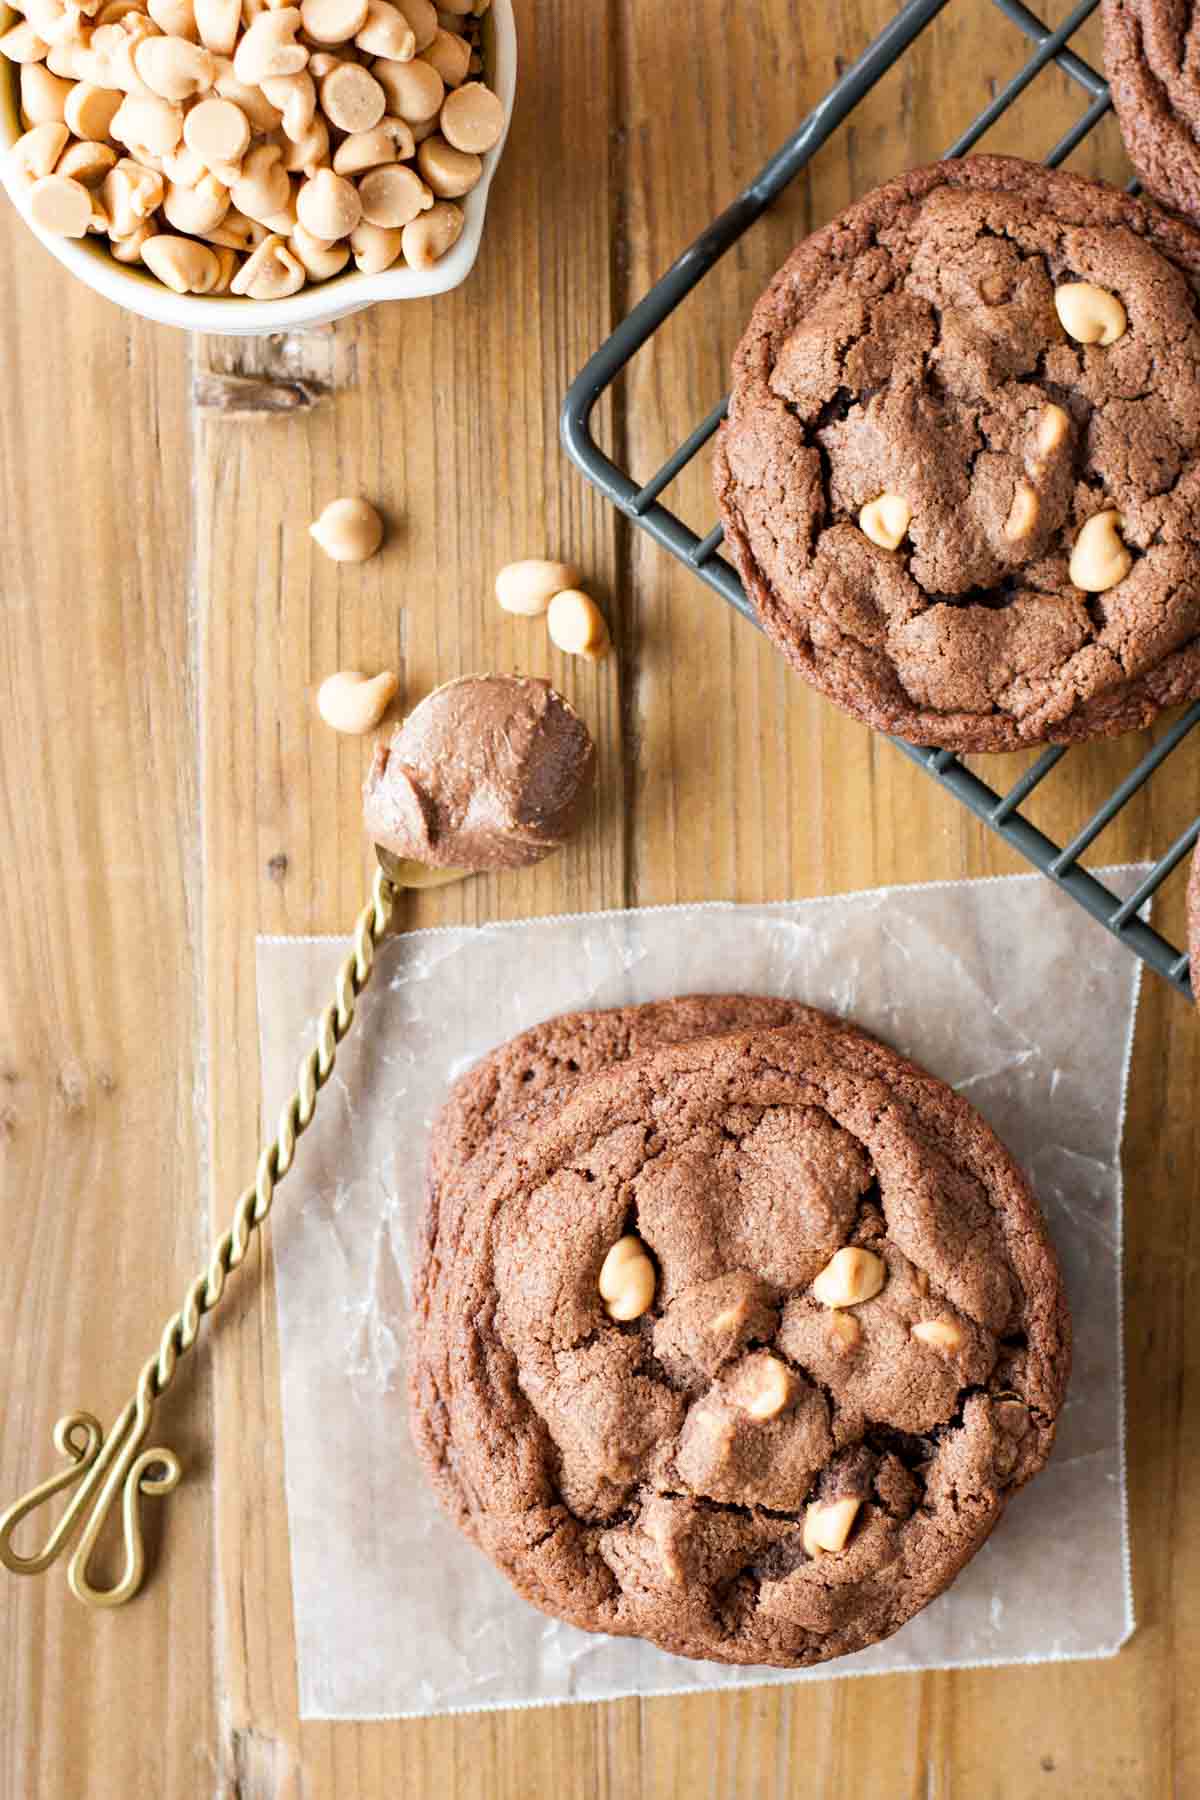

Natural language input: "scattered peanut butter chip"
[495,558,581,616]
[547,588,611,661]
[310,495,385,562]
[317,669,398,734]
[803,1496,861,1557]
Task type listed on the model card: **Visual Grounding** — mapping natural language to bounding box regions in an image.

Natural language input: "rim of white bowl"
[0,0,516,332]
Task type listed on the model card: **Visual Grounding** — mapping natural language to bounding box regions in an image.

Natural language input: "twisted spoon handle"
[0,868,395,1608]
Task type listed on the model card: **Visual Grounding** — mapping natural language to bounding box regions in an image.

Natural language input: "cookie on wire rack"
[714,154,1200,751]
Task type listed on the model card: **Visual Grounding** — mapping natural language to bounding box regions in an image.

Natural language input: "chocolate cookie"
[714,155,1200,751]
[1103,0,1200,221]
[409,999,1070,1668]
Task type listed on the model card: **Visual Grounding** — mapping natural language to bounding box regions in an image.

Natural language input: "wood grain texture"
[3,0,1200,1795]
[0,230,214,1794]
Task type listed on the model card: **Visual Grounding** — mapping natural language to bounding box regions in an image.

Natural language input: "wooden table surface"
[3,1,1199,1794]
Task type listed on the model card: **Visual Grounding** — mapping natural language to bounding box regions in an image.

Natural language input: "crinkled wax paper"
[256,870,1144,1719]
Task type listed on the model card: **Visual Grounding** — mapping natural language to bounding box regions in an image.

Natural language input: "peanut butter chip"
[547,589,611,661]
[1004,480,1039,542]
[64,83,124,143]
[320,61,386,133]
[439,77,503,151]
[416,132,480,199]
[424,25,470,87]
[911,1316,965,1353]
[317,669,398,734]
[296,167,362,239]
[1035,402,1070,459]
[309,495,384,562]
[811,1246,886,1309]
[373,53,442,122]
[734,1354,796,1421]
[859,493,911,550]
[598,1234,656,1322]
[20,64,72,126]
[301,0,368,44]
[28,173,93,236]
[134,33,216,100]
[494,559,581,617]
[400,196,461,268]
[1069,510,1131,593]
[827,1311,861,1351]
[350,220,402,272]
[356,161,430,228]
[184,96,251,164]
[1054,280,1127,347]
[141,232,220,292]
[56,141,117,187]
[355,0,415,59]
[803,1496,861,1557]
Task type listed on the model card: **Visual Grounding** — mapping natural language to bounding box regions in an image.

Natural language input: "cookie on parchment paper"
[409,997,1071,1669]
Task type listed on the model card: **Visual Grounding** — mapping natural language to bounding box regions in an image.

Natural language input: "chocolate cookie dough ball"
[362,674,595,871]
[715,154,1200,751]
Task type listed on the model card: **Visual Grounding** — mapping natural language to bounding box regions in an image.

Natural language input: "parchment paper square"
[256,871,1142,1719]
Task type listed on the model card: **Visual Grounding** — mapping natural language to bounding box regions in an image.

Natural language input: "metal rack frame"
[561,0,1200,998]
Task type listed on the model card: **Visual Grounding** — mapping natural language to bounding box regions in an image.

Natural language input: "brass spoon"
[0,855,403,1607]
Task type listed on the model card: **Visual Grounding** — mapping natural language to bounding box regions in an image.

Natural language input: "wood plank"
[4,0,1199,1792]
[0,225,213,1792]
[194,1,622,1789]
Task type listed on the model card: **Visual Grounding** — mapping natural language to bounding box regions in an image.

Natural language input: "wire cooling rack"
[561,0,1200,999]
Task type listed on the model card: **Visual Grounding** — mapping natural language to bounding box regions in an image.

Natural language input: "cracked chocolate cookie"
[409,998,1070,1668]
[714,155,1200,751]
[1104,0,1200,222]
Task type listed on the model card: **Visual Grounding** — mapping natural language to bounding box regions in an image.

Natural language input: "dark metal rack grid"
[561,0,1200,998]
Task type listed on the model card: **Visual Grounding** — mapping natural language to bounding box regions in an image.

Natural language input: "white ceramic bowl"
[0,0,515,332]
